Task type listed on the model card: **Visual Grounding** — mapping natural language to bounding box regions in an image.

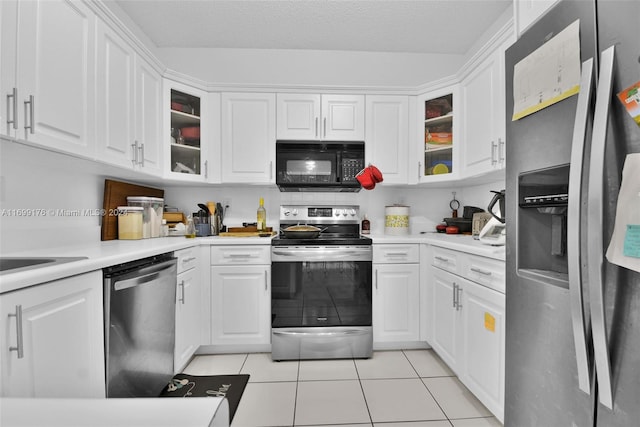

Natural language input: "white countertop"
[1,232,504,294]
[0,396,229,427]
[368,232,506,261]
[0,235,273,294]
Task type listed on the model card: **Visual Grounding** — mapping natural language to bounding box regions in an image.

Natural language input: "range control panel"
[279,205,360,223]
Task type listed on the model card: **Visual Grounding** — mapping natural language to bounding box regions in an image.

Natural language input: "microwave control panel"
[342,158,364,182]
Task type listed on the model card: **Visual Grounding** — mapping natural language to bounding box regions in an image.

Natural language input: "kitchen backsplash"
[0,140,504,253]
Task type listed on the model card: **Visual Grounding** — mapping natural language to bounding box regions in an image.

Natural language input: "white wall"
[159,48,464,90]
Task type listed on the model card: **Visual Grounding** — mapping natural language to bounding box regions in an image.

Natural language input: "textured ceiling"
[113,0,512,54]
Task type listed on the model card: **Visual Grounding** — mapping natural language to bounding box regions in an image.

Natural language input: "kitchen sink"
[0,257,88,274]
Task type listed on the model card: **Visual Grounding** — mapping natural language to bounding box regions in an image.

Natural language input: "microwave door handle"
[588,45,615,410]
[567,57,594,395]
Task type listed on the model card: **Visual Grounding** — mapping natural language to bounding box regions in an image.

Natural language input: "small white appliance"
[480,189,505,246]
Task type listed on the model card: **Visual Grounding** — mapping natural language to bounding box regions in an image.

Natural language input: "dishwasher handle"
[113,259,177,291]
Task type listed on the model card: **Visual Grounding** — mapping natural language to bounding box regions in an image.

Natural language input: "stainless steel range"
[271,205,372,361]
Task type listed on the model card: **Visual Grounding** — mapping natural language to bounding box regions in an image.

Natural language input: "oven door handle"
[273,329,367,337]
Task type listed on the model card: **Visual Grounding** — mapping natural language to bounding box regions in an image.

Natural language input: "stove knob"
[283,209,291,216]
[348,209,356,217]
[291,209,299,217]
[334,209,342,217]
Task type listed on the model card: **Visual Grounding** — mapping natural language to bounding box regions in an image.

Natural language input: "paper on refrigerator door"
[512,20,581,121]
[606,153,640,273]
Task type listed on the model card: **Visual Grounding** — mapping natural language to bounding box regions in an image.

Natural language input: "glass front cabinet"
[416,87,460,183]
[164,80,220,182]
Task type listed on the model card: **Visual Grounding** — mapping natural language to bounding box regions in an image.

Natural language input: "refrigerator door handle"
[588,45,616,410]
[567,57,595,395]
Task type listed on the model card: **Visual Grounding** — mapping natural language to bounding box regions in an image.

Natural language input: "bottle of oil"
[185,215,196,238]
[257,197,267,232]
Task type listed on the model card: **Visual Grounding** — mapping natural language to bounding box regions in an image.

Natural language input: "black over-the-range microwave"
[275,140,365,192]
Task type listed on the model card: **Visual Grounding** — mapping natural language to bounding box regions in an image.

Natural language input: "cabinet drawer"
[211,245,270,265]
[175,247,198,274]
[464,254,505,294]
[373,244,420,263]
[432,246,459,274]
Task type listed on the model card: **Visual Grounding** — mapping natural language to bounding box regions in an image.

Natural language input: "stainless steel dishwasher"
[103,252,177,397]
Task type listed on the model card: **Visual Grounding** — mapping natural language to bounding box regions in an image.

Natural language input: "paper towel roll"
[385,205,410,235]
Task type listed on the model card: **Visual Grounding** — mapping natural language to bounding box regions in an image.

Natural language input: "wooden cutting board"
[219,231,276,237]
[101,179,164,241]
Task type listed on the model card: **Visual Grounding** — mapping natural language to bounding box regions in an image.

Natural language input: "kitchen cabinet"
[276,93,365,141]
[429,245,505,422]
[1,0,95,156]
[372,244,420,346]
[174,247,202,373]
[210,246,271,347]
[461,37,513,177]
[96,20,162,176]
[166,81,220,182]
[416,87,460,183]
[221,92,276,183]
[365,95,411,184]
[0,271,105,398]
[515,0,559,36]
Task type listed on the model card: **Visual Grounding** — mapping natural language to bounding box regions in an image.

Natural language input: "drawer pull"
[386,252,408,257]
[228,254,252,258]
[470,267,492,276]
[178,280,186,304]
[435,256,450,263]
[181,256,196,263]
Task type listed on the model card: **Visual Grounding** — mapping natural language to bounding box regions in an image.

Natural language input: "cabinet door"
[460,278,505,422]
[0,271,105,398]
[321,94,365,141]
[276,93,321,140]
[416,87,459,183]
[221,92,276,183]
[135,57,163,176]
[16,0,95,156]
[175,267,201,373]
[365,95,409,184]
[95,20,135,169]
[430,266,462,374]
[462,56,500,177]
[210,265,271,345]
[1,0,18,138]
[373,263,420,344]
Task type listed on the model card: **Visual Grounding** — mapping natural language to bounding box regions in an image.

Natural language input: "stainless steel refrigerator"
[505,1,640,426]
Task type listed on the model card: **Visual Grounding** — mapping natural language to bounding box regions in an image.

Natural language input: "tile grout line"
[292,359,300,427]
[353,357,375,426]
[402,349,453,425]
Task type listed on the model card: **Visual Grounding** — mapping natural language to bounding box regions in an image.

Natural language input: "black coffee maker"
[488,189,506,223]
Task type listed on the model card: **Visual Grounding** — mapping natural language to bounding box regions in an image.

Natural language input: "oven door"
[271,245,372,360]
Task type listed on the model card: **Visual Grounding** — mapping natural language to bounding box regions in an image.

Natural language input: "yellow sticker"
[484,312,496,332]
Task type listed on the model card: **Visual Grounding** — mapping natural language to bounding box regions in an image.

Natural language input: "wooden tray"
[219,231,276,237]
[101,179,164,241]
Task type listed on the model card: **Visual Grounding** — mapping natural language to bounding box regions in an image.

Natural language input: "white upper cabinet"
[365,95,410,184]
[96,20,162,176]
[461,35,513,178]
[2,0,95,157]
[221,92,276,183]
[515,0,559,37]
[276,93,364,141]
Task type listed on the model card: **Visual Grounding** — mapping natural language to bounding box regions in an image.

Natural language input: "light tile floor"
[183,349,502,427]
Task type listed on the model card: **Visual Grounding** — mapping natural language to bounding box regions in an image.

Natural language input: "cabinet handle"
[204,160,208,179]
[491,141,497,165]
[228,254,251,258]
[435,256,449,263]
[6,88,18,130]
[315,117,319,138]
[264,270,268,291]
[470,267,492,276]
[23,95,34,135]
[452,283,457,308]
[8,305,24,359]
[178,280,186,304]
[131,142,138,166]
[456,286,463,311]
[182,256,197,264]
[138,143,145,166]
[498,138,505,164]
[386,252,408,257]
[323,117,327,138]
[418,162,422,180]
[269,161,273,181]
[375,269,378,290]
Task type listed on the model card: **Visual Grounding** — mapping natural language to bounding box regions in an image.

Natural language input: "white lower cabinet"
[0,271,105,398]
[429,245,505,422]
[372,244,420,347]
[210,246,271,347]
[174,247,202,372]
